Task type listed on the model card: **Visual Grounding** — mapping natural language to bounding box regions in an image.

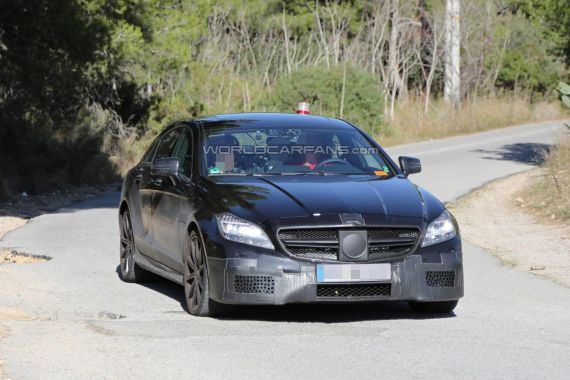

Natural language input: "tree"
[444,0,461,106]
[0,0,112,197]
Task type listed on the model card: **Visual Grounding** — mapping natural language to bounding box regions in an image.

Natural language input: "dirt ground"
[449,169,570,287]
[0,217,26,241]
[0,250,49,265]
[0,184,119,220]
[0,325,10,380]
[0,218,30,266]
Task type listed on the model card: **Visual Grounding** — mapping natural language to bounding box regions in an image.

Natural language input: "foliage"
[259,66,383,134]
[489,15,566,93]
[0,0,117,197]
[521,136,570,221]
[1,0,570,199]
[558,82,570,108]
[505,0,570,65]
[380,95,565,146]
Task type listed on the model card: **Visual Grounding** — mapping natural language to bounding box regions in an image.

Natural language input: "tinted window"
[172,128,193,178]
[202,125,393,177]
[154,129,180,161]
[142,141,160,163]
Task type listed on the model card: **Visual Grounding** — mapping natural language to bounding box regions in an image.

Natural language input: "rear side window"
[172,128,193,178]
[142,141,160,163]
[153,129,180,161]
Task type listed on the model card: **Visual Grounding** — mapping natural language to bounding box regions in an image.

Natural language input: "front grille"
[278,227,420,262]
[316,283,392,298]
[288,247,337,260]
[278,229,337,241]
[233,275,275,294]
[426,271,455,287]
[368,245,414,260]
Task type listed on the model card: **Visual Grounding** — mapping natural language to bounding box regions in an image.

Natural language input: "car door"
[129,139,161,257]
[151,125,195,272]
[141,127,182,263]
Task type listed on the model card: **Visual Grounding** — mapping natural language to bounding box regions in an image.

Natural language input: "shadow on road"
[114,265,188,311]
[215,302,456,322]
[473,142,552,165]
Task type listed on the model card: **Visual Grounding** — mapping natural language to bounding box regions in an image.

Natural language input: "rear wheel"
[119,209,152,282]
[183,230,229,317]
[408,300,458,314]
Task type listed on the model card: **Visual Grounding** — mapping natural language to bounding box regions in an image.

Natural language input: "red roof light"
[296,102,310,115]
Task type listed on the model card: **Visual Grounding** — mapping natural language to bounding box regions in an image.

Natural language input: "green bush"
[258,66,384,134]
[489,15,566,94]
[559,82,570,108]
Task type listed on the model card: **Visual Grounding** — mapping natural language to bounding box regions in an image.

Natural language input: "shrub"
[258,66,384,134]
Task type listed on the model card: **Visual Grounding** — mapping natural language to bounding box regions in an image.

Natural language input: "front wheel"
[119,210,152,282]
[408,300,458,314]
[183,230,229,317]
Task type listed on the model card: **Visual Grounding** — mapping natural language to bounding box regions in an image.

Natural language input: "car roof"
[190,112,354,130]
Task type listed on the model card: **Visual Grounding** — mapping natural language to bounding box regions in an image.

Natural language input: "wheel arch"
[185,216,213,264]
[186,219,208,256]
[119,200,129,215]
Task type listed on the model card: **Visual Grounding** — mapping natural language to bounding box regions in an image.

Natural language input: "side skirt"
[135,250,184,285]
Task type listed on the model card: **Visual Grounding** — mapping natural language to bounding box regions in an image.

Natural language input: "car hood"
[201,175,444,224]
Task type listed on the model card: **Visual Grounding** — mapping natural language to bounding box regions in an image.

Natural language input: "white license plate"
[316,263,391,283]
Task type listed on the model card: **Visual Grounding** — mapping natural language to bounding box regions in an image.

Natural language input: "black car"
[119,113,463,316]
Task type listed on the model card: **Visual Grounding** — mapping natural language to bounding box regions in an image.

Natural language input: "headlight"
[421,210,457,247]
[216,213,274,250]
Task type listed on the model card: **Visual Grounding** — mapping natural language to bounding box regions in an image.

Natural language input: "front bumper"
[207,243,463,305]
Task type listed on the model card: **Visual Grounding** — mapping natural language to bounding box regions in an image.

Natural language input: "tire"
[119,209,153,283]
[183,230,229,317]
[408,300,458,314]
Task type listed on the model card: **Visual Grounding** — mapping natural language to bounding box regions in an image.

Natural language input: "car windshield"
[202,125,393,177]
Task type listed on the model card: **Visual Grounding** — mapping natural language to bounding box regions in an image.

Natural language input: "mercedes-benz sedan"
[119,113,463,316]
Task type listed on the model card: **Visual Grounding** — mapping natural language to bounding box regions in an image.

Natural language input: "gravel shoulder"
[0,218,27,241]
[449,169,570,287]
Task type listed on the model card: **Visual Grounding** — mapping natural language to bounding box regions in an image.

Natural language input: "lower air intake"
[233,275,275,294]
[426,271,455,287]
[316,283,391,298]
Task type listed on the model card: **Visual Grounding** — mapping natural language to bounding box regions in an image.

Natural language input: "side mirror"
[151,157,180,177]
[398,156,421,177]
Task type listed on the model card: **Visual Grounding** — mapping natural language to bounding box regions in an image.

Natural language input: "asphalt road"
[1,120,569,379]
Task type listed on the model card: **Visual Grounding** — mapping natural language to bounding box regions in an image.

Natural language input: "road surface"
[1,120,569,379]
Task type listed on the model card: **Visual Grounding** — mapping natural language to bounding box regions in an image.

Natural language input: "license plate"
[316,263,391,283]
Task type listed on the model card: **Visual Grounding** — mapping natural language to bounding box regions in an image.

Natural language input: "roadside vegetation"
[381,95,564,146]
[518,83,570,222]
[1,0,570,200]
[521,137,570,221]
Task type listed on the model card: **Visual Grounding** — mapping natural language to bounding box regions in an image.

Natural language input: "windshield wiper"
[209,172,261,176]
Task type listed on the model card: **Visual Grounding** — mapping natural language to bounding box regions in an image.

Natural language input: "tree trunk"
[387,0,400,120]
[444,0,461,107]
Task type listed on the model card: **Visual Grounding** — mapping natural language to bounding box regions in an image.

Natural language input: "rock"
[21,192,28,198]
[530,265,546,271]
